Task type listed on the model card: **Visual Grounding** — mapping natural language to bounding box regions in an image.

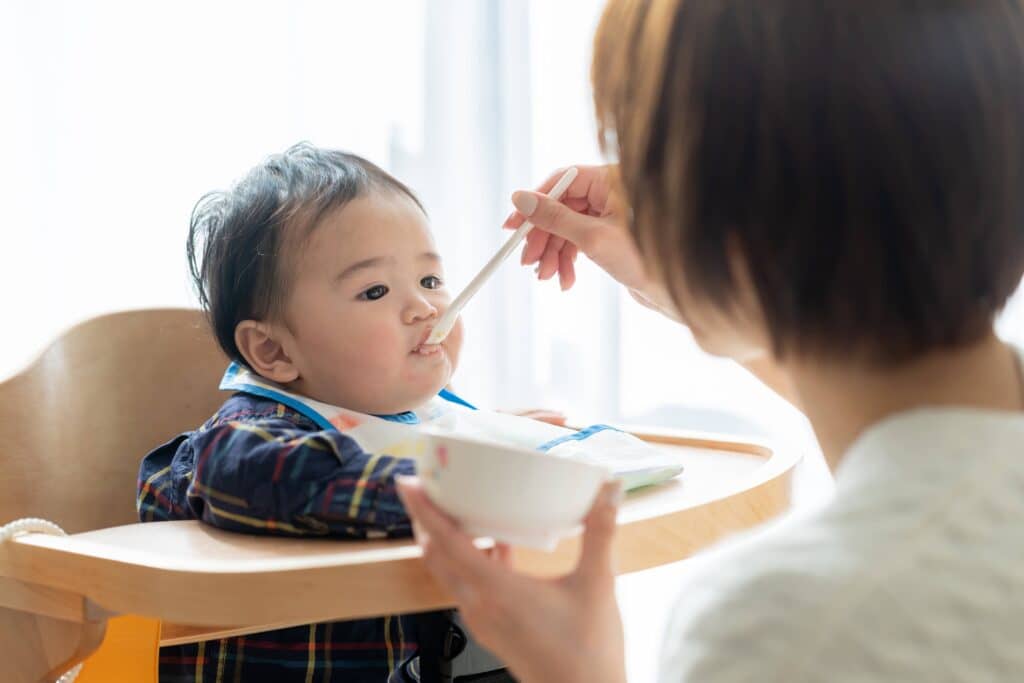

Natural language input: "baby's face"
[281,192,464,414]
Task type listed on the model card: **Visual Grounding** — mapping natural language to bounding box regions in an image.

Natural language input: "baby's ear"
[234,320,300,384]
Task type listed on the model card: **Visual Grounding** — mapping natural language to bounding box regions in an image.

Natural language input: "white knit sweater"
[658,407,1024,682]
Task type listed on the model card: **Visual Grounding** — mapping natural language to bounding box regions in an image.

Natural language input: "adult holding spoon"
[399,1,1024,682]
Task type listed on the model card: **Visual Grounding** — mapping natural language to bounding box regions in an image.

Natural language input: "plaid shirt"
[138,391,423,682]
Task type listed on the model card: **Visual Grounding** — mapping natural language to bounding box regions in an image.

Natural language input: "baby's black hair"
[187,142,424,365]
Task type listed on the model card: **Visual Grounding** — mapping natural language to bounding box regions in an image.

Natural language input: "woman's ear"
[234,320,300,383]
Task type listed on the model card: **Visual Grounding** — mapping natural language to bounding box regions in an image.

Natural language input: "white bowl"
[416,430,610,550]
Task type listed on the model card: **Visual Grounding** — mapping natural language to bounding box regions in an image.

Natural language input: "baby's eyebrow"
[334,252,440,282]
[335,256,393,282]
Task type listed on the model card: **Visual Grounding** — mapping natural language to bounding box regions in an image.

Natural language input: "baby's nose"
[405,297,439,323]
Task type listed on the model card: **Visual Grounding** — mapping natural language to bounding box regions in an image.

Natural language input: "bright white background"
[0,0,810,436]
[5,2,1024,680]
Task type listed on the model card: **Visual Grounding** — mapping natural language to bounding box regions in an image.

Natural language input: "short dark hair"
[593,0,1024,363]
[187,142,424,364]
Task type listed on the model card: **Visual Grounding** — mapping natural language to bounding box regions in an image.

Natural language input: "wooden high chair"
[0,308,800,682]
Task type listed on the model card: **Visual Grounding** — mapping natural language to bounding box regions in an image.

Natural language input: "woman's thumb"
[512,191,592,246]
[574,479,623,585]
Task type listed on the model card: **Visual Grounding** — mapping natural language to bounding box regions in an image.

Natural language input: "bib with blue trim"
[220,362,683,490]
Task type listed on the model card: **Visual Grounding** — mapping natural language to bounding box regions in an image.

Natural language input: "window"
[3,0,1019,460]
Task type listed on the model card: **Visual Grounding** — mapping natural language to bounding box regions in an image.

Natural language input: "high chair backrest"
[0,309,227,534]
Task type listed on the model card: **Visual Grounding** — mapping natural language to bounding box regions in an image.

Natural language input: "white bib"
[220,363,683,490]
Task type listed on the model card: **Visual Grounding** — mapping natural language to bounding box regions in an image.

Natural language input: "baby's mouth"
[412,343,443,356]
[412,328,443,356]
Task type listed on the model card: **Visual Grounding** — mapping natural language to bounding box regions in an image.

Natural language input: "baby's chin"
[383,371,453,414]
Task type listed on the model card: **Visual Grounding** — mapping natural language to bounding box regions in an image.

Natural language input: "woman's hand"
[396,477,628,683]
[504,164,679,320]
[507,164,801,406]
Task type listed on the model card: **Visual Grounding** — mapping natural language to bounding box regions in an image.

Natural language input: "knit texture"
[659,406,1024,682]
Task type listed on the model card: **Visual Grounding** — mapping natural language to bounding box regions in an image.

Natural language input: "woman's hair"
[187,142,424,364]
[593,0,1024,363]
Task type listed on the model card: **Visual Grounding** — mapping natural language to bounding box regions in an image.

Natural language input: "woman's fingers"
[400,502,479,601]
[506,166,614,284]
[564,197,591,213]
[522,228,550,266]
[396,478,495,590]
[397,479,536,652]
[573,480,623,588]
[559,243,578,290]
[399,474,628,683]
[538,236,566,280]
[511,191,597,253]
[503,168,571,230]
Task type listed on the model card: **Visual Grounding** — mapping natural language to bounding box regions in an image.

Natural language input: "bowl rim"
[420,428,611,476]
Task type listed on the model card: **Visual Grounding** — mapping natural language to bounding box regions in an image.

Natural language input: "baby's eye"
[421,275,444,290]
[359,285,389,301]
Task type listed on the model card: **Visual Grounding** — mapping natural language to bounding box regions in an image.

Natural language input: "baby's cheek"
[325,320,399,375]
[361,323,408,364]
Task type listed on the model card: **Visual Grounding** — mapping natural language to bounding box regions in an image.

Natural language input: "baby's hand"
[502,408,568,427]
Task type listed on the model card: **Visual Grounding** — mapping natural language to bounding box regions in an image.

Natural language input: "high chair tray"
[0,429,798,643]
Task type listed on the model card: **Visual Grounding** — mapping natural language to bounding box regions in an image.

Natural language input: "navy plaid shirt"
[138,391,425,682]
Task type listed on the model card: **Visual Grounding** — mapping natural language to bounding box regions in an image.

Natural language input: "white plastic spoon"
[425,167,579,345]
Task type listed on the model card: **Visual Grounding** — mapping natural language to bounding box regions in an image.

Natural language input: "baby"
[138,143,499,683]
[139,143,677,683]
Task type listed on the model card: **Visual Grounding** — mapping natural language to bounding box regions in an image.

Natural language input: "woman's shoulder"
[657,458,1024,682]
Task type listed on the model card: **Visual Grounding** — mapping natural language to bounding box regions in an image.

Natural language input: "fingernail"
[504,212,517,226]
[512,191,538,217]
